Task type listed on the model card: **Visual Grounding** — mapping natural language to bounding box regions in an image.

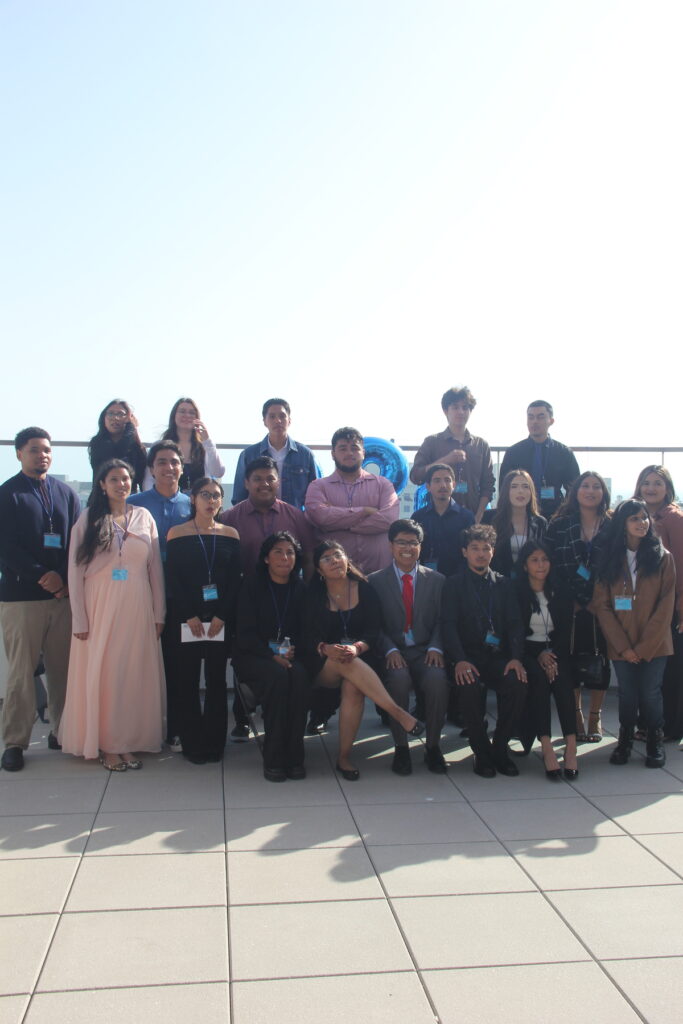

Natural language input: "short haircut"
[441,386,476,412]
[245,455,278,479]
[262,398,291,418]
[527,400,553,416]
[15,427,51,450]
[331,427,364,449]
[147,440,183,469]
[462,523,496,548]
[388,518,424,544]
[425,462,455,484]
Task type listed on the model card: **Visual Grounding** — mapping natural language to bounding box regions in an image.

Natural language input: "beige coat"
[589,551,676,661]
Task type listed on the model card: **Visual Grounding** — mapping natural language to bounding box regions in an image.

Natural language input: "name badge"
[112,568,128,581]
[510,569,517,580]
[424,561,437,571]
[44,533,61,549]
[615,596,633,611]
[455,481,468,494]
[268,640,280,654]
[340,636,354,645]
[540,486,555,500]
[485,631,500,648]
[576,563,591,581]
[202,584,218,601]
[404,628,415,646]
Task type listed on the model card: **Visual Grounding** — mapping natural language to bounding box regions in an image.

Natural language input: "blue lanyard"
[30,477,54,531]
[194,524,217,583]
[268,580,292,642]
[342,482,358,508]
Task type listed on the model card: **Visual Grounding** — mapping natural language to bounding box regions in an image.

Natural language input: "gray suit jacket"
[368,563,445,657]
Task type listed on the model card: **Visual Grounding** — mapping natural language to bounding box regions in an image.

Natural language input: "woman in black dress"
[233,531,310,782]
[304,540,424,780]
[88,399,147,492]
[165,477,241,762]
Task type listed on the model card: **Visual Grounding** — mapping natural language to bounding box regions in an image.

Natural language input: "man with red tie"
[368,519,450,775]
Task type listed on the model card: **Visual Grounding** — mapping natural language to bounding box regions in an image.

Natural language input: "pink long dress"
[59,505,166,759]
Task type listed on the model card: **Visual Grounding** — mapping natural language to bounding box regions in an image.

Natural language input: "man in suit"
[369,519,450,775]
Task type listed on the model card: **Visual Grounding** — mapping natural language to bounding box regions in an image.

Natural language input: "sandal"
[575,707,587,743]
[120,754,143,770]
[586,711,603,743]
[100,754,127,772]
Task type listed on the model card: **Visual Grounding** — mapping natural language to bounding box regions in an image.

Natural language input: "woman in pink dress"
[59,459,166,771]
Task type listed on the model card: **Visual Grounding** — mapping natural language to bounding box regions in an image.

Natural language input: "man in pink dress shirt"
[304,427,399,574]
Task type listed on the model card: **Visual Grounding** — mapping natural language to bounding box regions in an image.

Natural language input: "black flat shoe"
[183,752,207,765]
[286,765,306,780]
[563,767,579,780]
[545,768,562,781]
[336,762,360,781]
[424,746,448,774]
[493,757,520,777]
[47,732,62,750]
[473,757,496,778]
[264,767,287,782]
[391,747,412,776]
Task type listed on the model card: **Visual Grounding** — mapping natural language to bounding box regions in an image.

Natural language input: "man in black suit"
[499,400,580,519]
[441,524,527,778]
[369,519,450,775]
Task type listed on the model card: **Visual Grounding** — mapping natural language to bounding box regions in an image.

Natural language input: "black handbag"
[570,612,604,687]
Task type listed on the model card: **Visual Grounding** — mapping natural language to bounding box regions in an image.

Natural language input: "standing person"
[516,541,578,780]
[165,479,241,763]
[499,400,580,519]
[128,441,191,751]
[233,532,310,781]
[303,541,424,780]
[591,500,675,769]
[440,525,527,778]
[545,472,612,743]
[412,463,474,577]
[490,470,546,579]
[410,386,494,522]
[88,399,147,493]
[232,398,318,509]
[157,397,224,492]
[368,520,450,775]
[0,428,80,772]
[634,465,683,742]
[304,427,399,574]
[59,460,166,771]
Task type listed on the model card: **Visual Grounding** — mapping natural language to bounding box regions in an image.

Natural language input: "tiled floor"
[2,692,683,1023]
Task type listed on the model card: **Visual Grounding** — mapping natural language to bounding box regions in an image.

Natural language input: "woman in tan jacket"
[590,500,675,769]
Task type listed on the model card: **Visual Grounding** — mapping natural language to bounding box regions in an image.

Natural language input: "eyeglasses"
[319,553,345,564]
[106,411,129,419]
[393,539,420,548]
[198,491,222,501]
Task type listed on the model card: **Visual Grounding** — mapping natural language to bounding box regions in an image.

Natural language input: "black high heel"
[563,767,579,780]
[545,768,562,781]
[336,762,360,781]
[407,720,425,738]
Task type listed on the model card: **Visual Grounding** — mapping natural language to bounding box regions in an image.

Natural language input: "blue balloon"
[362,437,409,495]
[413,483,429,512]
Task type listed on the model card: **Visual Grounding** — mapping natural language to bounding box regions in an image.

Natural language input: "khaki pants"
[1,599,72,749]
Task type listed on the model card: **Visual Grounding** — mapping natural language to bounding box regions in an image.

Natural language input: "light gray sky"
[1,1,681,490]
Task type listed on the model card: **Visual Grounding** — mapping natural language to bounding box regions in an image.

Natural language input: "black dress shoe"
[391,746,412,776]
[264,766,287,782]
[493,756,520,777]
[336,762,360,781]
[183,752,208,765]
[473,757,496,778]
[563,767,579,780]
[424,746,448,774]
[286,765,306,780]
[1,747,24,772]
[47,732,61,750]
[545,768,562,781]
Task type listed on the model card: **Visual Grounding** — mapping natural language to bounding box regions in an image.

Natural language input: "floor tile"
[392,892,588,968]
[85,809,225,855]
[99,769,225,811]
[37,907,228,990]
[232,972,435,1023]
[338,770,462,805]
[547,885,683,958]
[602,956,683,1024]
[225,804,362,851]
[451,766,579,802]
[0,996,29,1024]
[224,773,345,808]
[636,833,683,877]
[228,847,382,904]
[0,777,106,816]
[0,916,57,995]
[370,841,535,897]
[66,852,226,911]
[507,835,680,890]
[0,815,93,860]
[424,961,642,1023]
[352,801,494,846]
[230,899,413,979]
[0,858,78,915]
[472,797,624,840]
[590,793,683,835]
[661,752,683,782]
[25,982,229,1023]
[570,764,683,796]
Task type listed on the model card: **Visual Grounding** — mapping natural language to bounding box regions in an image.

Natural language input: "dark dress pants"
[459,650,526,766]
[233,655,310,770]
[383,646,450,748]
[176,639,229,758]
[524,643,576,739]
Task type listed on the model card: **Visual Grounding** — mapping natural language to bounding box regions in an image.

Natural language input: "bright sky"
[1,1,681,488]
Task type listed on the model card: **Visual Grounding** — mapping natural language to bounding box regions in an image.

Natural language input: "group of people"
[0,388,681,786]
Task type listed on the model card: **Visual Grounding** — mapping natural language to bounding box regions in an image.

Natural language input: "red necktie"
[402,573,414,631]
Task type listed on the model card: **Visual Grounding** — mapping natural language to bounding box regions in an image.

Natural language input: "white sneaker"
[168,736,183,753]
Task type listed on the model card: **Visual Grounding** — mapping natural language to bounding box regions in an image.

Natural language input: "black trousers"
[459,650,526,765]
[176,637,229,758]
[524,642,576,739]
[233,655,310,770]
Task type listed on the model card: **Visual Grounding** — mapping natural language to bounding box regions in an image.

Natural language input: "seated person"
[441,524,527,777]
[368,520,450,775]
[412,463,474,577]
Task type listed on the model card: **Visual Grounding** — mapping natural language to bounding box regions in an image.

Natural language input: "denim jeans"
[613,657,667,731]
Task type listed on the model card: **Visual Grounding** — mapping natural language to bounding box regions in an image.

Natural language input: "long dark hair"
[493,470,541,545]
[310,539,366,597]
[257,531,303,579]
[88,399,146,485]
[552,470,611,521]
[163,397,203,462]
[597,499,664,583]
[77,459,133,565]
[516,539,554,607]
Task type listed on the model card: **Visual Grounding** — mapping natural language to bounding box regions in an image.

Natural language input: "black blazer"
[515,580,574,658]
[441,568,524,664]
[489,514,547,578]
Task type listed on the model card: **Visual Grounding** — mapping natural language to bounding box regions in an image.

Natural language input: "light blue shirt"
[127,486,191,561]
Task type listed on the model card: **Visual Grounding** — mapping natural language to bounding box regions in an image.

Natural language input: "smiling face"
[101,465,132,504]
[524,547,551,586]
[317,545,348,582]
[151,448,182,491]
[175,401,199,432]
[639,471,668,510]
[576,475,605,511]
[391,531,421,572]
[265,540,297,581]
[332,438,364,475]
[508,474,532,509]
[192,483,223,519]
[625,510,650,546]
[445,400,471,435]
[463,539,494,574]
[245,467,279,508]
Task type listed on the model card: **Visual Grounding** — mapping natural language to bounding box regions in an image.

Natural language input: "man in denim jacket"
[232,398,318,510]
